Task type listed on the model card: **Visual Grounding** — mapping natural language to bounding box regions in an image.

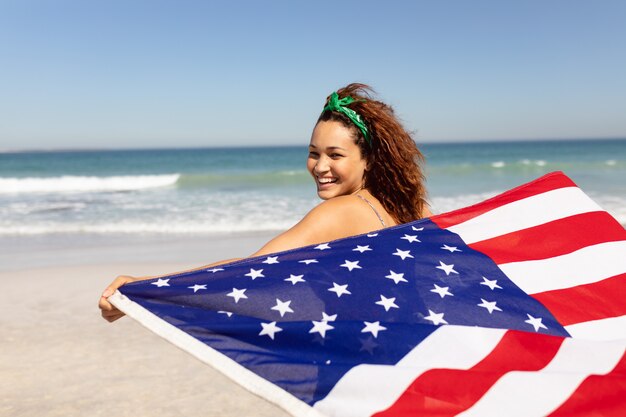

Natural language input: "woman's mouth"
[317,177,338,188]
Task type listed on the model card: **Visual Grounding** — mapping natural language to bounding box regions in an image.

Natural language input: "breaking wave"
[0,174,181,194]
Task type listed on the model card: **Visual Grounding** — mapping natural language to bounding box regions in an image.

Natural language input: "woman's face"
[307,120,367,200]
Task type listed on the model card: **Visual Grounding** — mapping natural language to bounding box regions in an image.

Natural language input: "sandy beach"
[0,233,292,417]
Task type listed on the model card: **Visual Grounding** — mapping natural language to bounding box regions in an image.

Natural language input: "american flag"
[110,171,626,417]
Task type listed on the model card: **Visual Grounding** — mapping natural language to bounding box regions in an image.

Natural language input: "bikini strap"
[356,194,386,227]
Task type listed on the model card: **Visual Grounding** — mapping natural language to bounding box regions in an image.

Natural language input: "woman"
[100,83,431,322]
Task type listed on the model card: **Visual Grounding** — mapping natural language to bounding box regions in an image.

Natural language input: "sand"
[0,233,292,417]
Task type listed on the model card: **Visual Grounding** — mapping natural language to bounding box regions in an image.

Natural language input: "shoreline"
[0,231,278,272]
[1,234,292,417]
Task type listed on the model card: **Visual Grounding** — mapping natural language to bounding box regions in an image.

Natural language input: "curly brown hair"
[318,83,427,224]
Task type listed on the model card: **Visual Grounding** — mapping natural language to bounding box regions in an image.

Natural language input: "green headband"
[322,92,371,145]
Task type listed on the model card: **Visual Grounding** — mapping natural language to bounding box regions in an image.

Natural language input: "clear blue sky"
[1,0,625,150]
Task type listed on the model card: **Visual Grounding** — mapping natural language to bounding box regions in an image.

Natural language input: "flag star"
[480,276,503,290]
[375,295,399,311]
[206,268,224,273]
[271,299,294,317]
[436,261,458,276]
[401,234,420,243]
[424,309,448,325]
[441,244,461,253]
[353,245,372,253]
[285,274,305,285]
[393,248,414,260]
[188,284,207,293]
[340,260,362,271]
[367,233,378,237]
[245,268,265,280]
[477,298,502,314]
[361,321,387,338]
[385,270,408,284]
[328,282,351,297]
[359,337,379,355]
[314,243,331,250]
[151,278,170,287]
[262,256,279,264]
[430,284,454,298]
[259,321,283,340]
[309,320,335,338]
[411,226,424,232]
[321,312,337,322]
[227,288,247,303]
[218,310,233,317]
[525,314,548,332]
[299,259,318,265]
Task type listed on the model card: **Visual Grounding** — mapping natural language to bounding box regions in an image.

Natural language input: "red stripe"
[372,331,564,417]
[532,273,626,326]
[431,171,576,229]
[468,211,626,264]
[547,350,626,417]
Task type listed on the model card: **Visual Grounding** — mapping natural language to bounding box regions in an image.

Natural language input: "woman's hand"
[99,275,148,322]
[98,261,240,323]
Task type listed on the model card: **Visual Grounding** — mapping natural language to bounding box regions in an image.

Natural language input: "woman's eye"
[308,152,319,158]
[330,153,343,159]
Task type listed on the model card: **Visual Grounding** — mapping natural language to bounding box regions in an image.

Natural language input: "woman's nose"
[314,157,330,174]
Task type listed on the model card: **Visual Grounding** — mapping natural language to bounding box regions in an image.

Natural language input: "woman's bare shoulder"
[315,196,432,223]
[250,195,374,256]
[308,194,372,217]
[306,195,384,233]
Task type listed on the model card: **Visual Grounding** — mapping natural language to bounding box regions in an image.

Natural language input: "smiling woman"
[307,122,368,200]
[314,84,429,224]
[99,83,431,321]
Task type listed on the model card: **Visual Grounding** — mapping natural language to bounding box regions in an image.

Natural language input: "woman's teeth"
[318,178,337,184]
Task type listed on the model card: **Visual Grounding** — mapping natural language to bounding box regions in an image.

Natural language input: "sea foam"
[0,174,180,194]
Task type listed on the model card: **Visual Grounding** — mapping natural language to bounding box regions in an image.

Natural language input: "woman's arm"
[99,199,356,322]
[99,195,430,321]
[98,256,244,322]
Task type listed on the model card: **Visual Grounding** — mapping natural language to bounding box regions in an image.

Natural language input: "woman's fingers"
[98,294,113,311]
[101,309,125,322]
[98,275,137,321]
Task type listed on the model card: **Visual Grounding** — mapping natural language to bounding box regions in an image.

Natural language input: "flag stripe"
[444,187,603,245]
[456,338,626,417]
[469,211,626,264]
[547,351,626,416]
[431,172,576,229]
[313,326,506,417]
[565,315,626,341]
[372,331,564,417]
[532,273,626,326]
[497,241,626,295]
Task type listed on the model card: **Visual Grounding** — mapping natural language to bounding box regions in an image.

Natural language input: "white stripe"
[498,241,626,294]
[457,337,626,417]
[108,291,327,417]
[448,187,603,244]
[566,315,626,341]
[313,326,506,417]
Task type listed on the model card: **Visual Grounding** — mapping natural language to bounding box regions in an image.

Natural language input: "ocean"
[1,139,625,242]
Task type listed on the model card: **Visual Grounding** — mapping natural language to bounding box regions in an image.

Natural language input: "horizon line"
[1,136,625,154]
